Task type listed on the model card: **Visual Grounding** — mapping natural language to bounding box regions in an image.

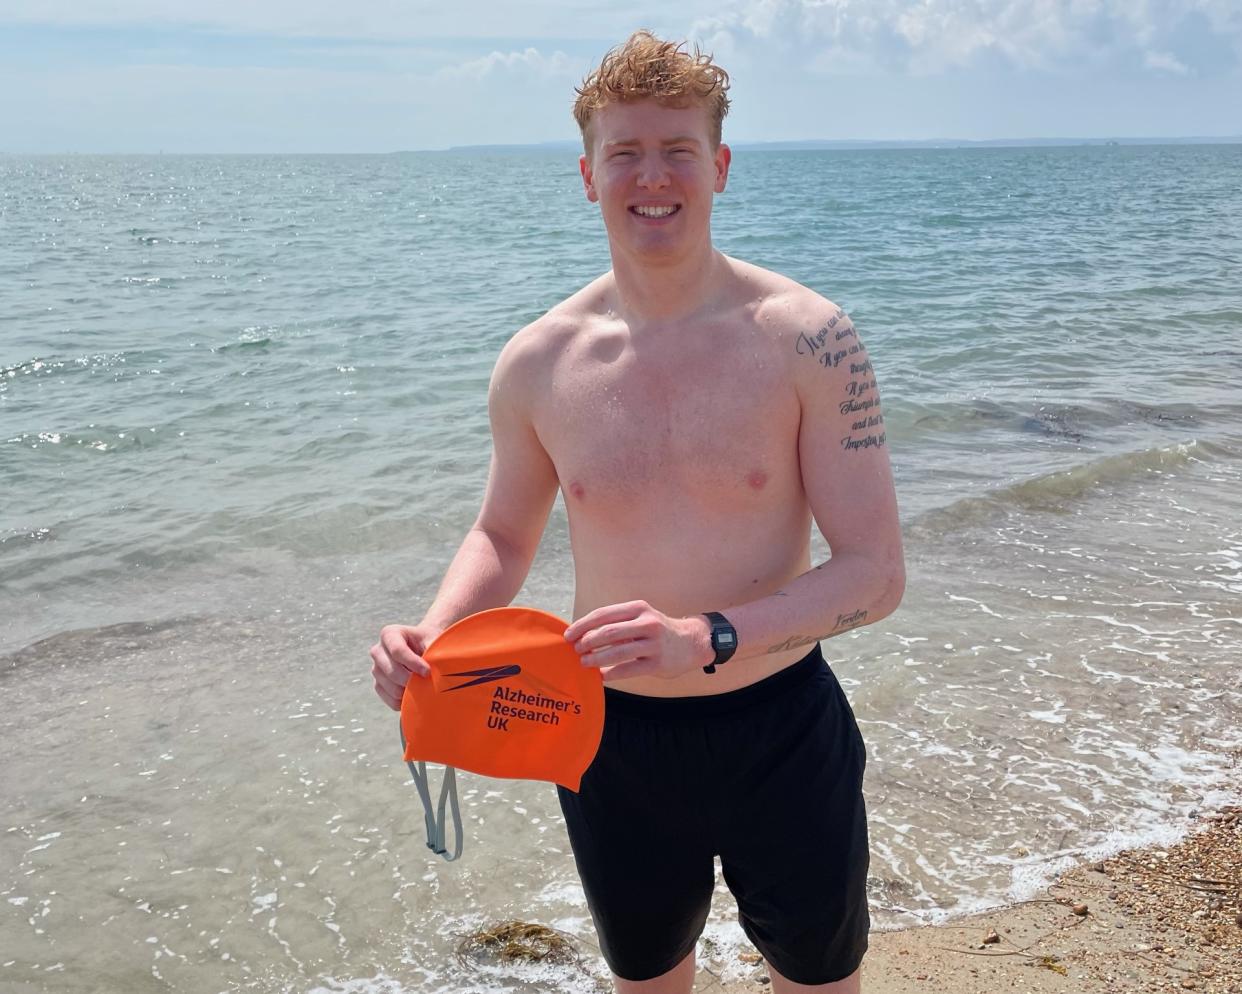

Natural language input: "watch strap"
[703,611,738,674]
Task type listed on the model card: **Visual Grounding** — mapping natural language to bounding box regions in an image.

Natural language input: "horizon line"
[4,134,1241,156]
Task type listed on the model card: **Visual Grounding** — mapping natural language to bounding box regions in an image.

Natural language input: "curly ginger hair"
[573,30,731,151]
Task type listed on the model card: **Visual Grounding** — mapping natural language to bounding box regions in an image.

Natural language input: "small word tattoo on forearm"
[766,609,870,654]
[766,633,822,654]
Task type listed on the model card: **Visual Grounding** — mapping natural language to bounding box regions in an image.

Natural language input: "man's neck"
[609,244,726,327]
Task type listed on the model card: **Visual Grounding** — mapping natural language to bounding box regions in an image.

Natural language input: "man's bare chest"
[532,350,800,513]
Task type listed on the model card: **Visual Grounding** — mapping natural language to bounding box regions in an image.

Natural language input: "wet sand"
[700,800,1241,994]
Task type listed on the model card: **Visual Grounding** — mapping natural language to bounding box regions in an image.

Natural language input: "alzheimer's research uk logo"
[444,664,522,690]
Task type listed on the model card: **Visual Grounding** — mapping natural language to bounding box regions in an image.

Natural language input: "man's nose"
[636,156,671,190]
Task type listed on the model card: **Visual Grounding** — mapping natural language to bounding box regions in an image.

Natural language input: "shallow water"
[2,145,1241,992]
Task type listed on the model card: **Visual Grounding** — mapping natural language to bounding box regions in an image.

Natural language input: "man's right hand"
[370,624,438,710]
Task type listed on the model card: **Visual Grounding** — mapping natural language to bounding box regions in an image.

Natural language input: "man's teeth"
[633,205,677,217]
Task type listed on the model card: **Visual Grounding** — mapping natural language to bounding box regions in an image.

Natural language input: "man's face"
[579,100,731,264]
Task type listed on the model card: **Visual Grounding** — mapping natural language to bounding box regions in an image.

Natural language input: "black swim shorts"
[557,644,869,985]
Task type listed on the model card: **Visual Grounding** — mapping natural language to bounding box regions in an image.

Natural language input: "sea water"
[2,145,1241,992]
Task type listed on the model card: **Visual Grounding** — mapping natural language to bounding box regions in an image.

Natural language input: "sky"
[1,0,1239,152]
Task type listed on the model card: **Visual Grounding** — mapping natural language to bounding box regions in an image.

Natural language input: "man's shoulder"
[723,258,863,397]
[492,275,610,392]
[727,258,849,344]
[508,275,610,353]
[501,312,572,368]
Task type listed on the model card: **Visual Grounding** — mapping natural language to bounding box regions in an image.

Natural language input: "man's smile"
[629,204,681,219]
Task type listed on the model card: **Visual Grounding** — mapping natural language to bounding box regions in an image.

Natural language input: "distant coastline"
[7,136,1240,156]
[437,135,1242,153]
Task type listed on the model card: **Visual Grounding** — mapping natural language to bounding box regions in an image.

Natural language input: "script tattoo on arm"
[794,307,851,370]
[839,347,886,454]
[793,309,888,454]
[765,608,869,654]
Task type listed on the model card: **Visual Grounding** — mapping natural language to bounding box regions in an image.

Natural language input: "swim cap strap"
[401,726,464,862]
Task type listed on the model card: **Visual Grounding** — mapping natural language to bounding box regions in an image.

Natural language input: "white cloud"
[689,0,1242,76]
[0,57,590,150]
[0,62,435,151]
[0,1,658,41]
[440,47,581,81]
[3,2,1238,149]
[1144,50,1191,74]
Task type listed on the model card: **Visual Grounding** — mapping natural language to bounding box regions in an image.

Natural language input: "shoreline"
[699,800,1241,993]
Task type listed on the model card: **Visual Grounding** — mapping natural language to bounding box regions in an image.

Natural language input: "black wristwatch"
[702,611,738,674]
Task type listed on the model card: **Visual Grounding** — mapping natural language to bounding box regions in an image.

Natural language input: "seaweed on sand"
[456,920,581,968]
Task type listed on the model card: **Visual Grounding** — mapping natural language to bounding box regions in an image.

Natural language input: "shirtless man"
[371,31,904,994]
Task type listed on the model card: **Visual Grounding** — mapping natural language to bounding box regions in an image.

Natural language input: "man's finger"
[564,600,645,642]
[580,638,652,668]
[373,672,403,710]
[573,621,640,653]
[381,631,427,674]
[407,656,431,678]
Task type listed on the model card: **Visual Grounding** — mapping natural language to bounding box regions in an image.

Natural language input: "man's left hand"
[565,600,713,681]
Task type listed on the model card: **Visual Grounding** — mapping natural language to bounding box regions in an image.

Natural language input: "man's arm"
[724,302,904,658]
[419,335,561,630]
[371,329,560,708]
[565,301,904,677]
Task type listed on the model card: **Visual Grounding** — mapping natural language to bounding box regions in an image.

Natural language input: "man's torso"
[516,256,833,696]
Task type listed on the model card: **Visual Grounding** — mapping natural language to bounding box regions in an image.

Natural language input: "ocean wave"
[1,350,134,381]
[898,396,1208,445]
[1,617,208,677]
[210,336,276,354]
[908,439,1230,535]
[3,426,163,454]
[0,349,177,408]
[0,492,473,600]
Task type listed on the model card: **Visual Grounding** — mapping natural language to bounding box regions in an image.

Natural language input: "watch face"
[717,630,735,647]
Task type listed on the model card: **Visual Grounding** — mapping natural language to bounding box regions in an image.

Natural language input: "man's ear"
[714,143,732,194]
[580,154,598,203]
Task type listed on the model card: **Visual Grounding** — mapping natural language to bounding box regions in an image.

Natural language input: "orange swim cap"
[399,607,605,860]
